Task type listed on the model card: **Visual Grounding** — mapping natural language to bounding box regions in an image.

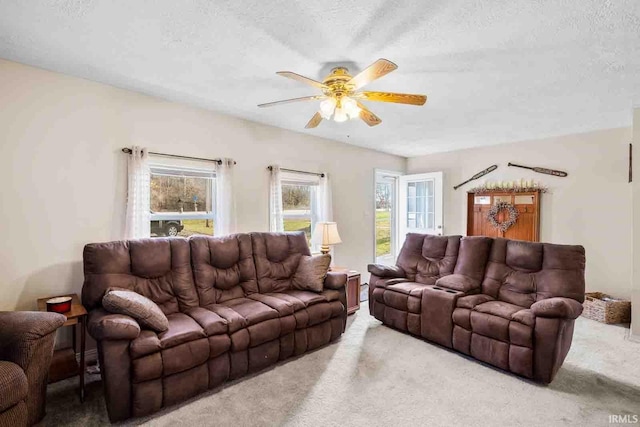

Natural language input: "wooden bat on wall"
[507,162,568,177]
[453,165,498,190]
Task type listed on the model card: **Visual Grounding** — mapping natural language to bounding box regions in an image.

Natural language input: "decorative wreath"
[487,202,519,232]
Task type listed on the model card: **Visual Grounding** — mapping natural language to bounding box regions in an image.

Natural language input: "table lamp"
[313,222,342,255]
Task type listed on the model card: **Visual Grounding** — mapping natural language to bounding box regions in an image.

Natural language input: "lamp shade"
[313,222,342,246]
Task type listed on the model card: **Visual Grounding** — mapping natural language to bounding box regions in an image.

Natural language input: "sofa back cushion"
[396,234,461,284]
[453,236,493,281]
[481,238,585,308]
[82,238,198,314]
[251,231,311,293]
[190,234,258,304]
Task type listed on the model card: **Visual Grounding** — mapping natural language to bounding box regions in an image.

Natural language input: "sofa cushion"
[184,307,228,336]
[204,298,279,333]
[102,288,169,332]
[375,277,414,288]
[480,239,586,308]
[453,237,493,281]
[82,238,198,315]
[434,274,478,292]
[247,294,296,316]
[470,311,510,342]
[378,282,432,314]
[0,361,27,412]
[396,234,460,284]
[157,313,206,349]
[251,232,312,293]
[277,290,327,307]
[386,281,432,297]
[321,289,342,303]
[292,254,331,293]
[248,291,343,330]
[456,294,494,309]
[190,234,258,305]
[474,301,523,320]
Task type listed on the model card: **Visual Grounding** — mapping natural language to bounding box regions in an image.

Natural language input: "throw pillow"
[292,254,331,293]
[102,288,169,332]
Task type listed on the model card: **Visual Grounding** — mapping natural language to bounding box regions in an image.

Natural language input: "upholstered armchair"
[0,311,66,427]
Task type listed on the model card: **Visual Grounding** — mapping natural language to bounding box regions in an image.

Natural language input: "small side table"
[37,293,87,402]
[330,267,361,315]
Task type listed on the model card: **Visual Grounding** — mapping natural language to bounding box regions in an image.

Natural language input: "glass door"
[374,171,398,265]
[398,172,443,248]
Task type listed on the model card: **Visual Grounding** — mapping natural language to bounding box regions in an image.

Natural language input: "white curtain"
[214,158,237,236]
[269,165,284,232]
[124,146,151,239]
[316,174,333,222]
[311,174,333,247]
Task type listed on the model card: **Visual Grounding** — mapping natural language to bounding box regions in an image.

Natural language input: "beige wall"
[632,108,640,338]
[0,59,405,311]
[407,128,633,299]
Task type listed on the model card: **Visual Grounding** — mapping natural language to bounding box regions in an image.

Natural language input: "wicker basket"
[582,292,631,324]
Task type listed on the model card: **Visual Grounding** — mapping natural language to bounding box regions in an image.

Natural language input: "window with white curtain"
[149,165,216,237]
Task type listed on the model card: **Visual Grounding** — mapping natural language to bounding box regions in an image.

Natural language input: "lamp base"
[320,245,330,255]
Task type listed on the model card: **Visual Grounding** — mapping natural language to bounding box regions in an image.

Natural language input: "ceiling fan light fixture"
[319,98,337,119]
[342,97,361,119]
[333,107,348,122]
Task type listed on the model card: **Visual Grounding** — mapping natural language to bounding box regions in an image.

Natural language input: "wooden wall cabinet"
[467,190,541,242]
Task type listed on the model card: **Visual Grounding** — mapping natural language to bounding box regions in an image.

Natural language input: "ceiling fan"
[258,59,427,128]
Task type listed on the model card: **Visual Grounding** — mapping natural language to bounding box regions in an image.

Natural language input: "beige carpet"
[42,306,640,426]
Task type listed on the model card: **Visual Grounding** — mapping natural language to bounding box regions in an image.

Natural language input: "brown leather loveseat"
[368,234,585,383]
[82,232,347,422]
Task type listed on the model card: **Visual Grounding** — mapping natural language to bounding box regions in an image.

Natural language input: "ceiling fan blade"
[356,102,382,127]
[347,59,398,90]
[258,95,324,108]
[305,112,323,129]
[276,71,328,89]
[357,91,427,106]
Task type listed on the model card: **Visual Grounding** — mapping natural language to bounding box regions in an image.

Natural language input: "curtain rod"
[267,165,325,178]
[121,148,236,165]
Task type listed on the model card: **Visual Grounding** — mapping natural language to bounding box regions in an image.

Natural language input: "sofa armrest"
[530,297,583,319]
[324,271,347,290]
[435,274,480,293]
[0,311,66,345]
[367,264,406,278]
[0,311,66,368]
[88,308,141,341]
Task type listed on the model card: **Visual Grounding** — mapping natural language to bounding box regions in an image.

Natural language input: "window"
[149,165,215,237]
[282,181,317,242]
[281,175,318,243]
[406,180,434,229]
[375,172,397,264]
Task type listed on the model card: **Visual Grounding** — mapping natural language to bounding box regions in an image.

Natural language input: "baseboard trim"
[628,333,640,343]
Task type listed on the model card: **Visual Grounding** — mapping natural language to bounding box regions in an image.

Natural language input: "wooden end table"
[330,267,361,315]
[37,293,87,402]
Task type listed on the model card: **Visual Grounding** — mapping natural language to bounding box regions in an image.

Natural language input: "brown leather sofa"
[82,231,347,422]
[0,311,66,427]
[368,234,585,383]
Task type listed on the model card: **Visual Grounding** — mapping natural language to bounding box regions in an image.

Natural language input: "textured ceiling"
[1,0,639,157]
